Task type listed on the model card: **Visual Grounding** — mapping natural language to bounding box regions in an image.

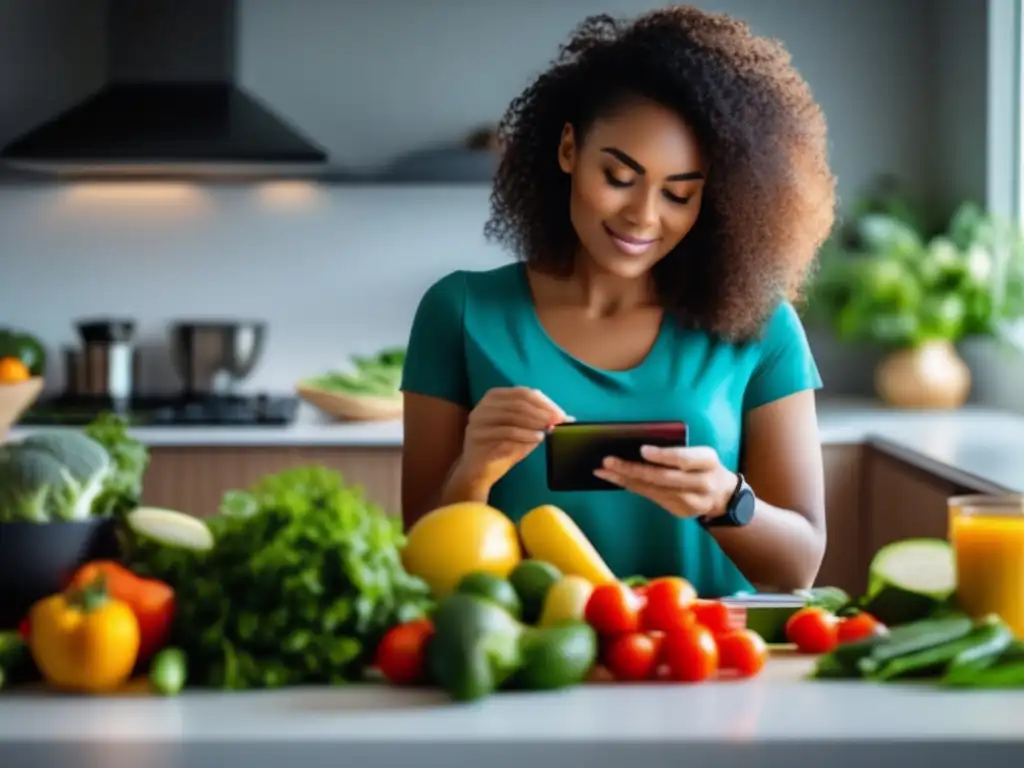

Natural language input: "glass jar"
[948,494,1024,637]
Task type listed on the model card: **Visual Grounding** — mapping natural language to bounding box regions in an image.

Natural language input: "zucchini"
[864,615,1012,682]
[863,538,956,625]
[812,613,975,680]
[943,640,1024,688]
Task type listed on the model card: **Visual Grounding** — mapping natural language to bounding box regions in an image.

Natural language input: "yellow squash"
[519,505,617,585]
[401,501,522,596]
[29,574,141,693]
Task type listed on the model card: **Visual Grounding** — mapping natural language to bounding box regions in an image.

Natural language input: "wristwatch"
[701,473,756,528]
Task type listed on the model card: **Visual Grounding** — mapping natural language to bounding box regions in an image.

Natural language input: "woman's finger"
[475,425,547,445]
[501,386,571,422]
[600,457,689,488]
[640,445,719,471]
[475,403,554,430]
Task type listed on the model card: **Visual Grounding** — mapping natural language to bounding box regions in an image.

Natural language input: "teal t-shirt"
[400,263,823,597]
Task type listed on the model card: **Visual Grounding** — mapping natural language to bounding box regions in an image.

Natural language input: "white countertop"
[0,656,1020,765]
[9,397,1024,493]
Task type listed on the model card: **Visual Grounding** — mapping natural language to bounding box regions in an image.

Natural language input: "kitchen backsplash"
[0,182,506,396]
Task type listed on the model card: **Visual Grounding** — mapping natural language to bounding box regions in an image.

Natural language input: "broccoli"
[0,447,79,523]
[0,430,112,523]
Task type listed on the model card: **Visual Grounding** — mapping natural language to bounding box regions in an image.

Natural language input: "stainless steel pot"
[169,321,267,395]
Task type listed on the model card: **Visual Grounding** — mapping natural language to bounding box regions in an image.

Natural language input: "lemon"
[538,575,595,627]
[401,502,522,597]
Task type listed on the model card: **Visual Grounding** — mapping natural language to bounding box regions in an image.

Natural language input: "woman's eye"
[603,169,632,188]
[663,190,690,205]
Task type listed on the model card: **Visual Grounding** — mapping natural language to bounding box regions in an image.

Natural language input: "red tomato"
[837,612,887,644]
[660,624,719,683]
[785,607,839,654]
[717,629,769,678]
[375,618,434,686]
[602,632,661,681]
[640,577,697,633]
[691,599,739,635]
[585,582,643,636]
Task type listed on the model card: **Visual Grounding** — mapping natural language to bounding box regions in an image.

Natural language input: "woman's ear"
[557,123,577,174]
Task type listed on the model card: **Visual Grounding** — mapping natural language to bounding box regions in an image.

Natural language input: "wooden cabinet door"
[817,443,865,594]
[141,447,402,519]
[863,447,962,563]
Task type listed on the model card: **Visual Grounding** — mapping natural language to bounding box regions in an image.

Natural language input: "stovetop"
[19,393,300,427]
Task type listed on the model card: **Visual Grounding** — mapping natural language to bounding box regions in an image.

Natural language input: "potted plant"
[804,176,1024,409]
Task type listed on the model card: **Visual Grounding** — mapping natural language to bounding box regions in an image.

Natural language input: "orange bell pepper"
[66,560,176,662]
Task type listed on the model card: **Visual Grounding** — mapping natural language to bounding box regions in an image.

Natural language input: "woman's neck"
[531,254,658,318]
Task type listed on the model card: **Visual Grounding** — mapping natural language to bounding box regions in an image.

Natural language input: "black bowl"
[0,517,120,630]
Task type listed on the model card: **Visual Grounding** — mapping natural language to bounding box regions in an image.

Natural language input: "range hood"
[1,0,327,176]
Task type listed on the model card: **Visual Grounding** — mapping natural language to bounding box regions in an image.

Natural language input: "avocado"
[511,621,598,691]
[456,572,523,620]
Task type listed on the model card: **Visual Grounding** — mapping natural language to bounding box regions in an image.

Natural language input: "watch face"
[733,487,756,525]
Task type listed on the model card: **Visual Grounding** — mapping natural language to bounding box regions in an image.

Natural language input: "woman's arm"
[706,389,827,591]
[401,392,489,530]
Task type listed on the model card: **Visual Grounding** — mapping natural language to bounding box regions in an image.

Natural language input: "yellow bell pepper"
[28,574,141,693]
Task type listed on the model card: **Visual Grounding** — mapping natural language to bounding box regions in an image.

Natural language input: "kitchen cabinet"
[816,443,865,594]
[141,446,402,518]
[137,440,995,597]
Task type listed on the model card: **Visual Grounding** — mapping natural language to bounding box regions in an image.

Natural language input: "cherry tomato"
[785,607,839,654]
[660,624,719,683]
[691,599,740,635]
[585,582,643,636]
[716,629,769,678]
[17,618,30,640]
[602,632,661,681]
[375,618,434,686]
[640,577,697,633]
[838,612,887,644]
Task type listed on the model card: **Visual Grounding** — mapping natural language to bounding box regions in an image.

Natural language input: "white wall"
[0,0,994,399]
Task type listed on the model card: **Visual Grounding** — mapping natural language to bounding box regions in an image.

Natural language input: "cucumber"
[127,506,215,552]
[863,538,955,625]
[864,615,1012,682]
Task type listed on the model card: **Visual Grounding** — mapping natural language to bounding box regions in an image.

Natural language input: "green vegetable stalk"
[128,465,433,690]
[84,413,150,521]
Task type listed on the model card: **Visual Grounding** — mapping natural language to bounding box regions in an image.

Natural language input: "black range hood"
[1,0,327,176]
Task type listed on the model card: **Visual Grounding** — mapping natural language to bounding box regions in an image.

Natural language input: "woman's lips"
[603,224,659,256]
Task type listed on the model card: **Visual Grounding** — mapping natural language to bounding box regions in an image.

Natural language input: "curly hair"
[483,5,837,341]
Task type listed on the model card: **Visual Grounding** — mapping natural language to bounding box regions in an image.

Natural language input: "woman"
[400,6,837,597]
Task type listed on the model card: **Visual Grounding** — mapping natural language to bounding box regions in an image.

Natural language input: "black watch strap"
[701,473,756,528]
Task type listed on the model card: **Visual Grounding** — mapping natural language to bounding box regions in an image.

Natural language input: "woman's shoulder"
[417,262,524,309]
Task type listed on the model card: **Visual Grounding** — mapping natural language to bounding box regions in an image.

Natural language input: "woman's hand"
[455,386,572,490]
[593,445,738,520]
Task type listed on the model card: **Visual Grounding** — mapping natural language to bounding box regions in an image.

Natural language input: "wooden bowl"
[0,376,43,439]
[296,383,403,422]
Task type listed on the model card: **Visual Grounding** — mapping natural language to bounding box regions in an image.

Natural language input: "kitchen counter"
[0,655,1020,767]
[8,397,1024,493]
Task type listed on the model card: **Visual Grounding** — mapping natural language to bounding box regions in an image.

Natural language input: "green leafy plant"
[804,176,1024,350]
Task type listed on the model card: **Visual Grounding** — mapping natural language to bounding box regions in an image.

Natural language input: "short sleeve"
[742,302,823,412]
[400,270,472,408]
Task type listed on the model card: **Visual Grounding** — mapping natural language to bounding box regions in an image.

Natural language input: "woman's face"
[558,98,707,280]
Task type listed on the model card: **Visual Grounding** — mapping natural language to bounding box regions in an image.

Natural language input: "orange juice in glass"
[948,494,1024,637]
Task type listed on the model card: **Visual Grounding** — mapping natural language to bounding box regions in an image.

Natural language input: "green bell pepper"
[0,328,46,376]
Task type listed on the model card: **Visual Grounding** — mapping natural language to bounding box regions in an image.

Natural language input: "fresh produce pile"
[5,412,1024,699]
[301,346,406,398]
[0,413,148,523]
[374,501,772,701]
[780,538,1024,688]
